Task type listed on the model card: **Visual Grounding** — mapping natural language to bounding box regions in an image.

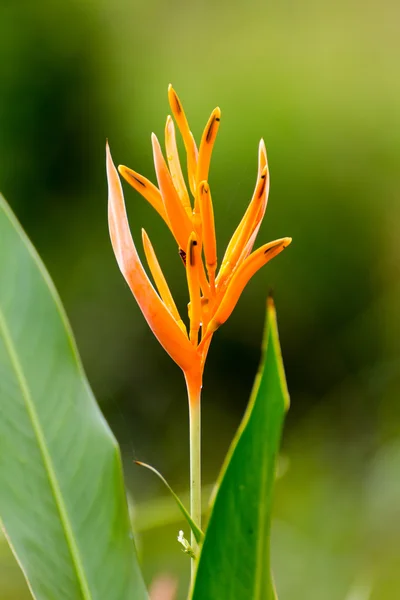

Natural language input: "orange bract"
[107,86,291,383]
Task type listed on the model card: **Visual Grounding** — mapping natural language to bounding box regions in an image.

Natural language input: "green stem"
[186,372,202,584]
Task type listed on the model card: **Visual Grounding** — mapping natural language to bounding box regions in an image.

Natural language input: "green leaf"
[0,195,148,600]
[191,298,289,600]
[135,461,204,544]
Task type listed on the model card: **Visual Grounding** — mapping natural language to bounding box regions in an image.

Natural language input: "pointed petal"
[198,181,217,289]
[195,108,221,194]
[168,85,198,196]
[235,179,269,262]
[207,238,291,333]
[258,138,268,177]
[151,133,193,251]
[238,138,269,258]
[142,228,187,335]
[186,232,202,345]
[106,143,196,371]
[118,165,169,224]
[218,142,270,280]
[165,116,192,215]
[217,165,269,288]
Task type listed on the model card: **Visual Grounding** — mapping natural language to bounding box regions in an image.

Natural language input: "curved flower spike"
[196,107,221,189]
[198,181,217,289]
[106,142,197,372]
[168,84,198,196]
[217,164,269,288]
[206,237,292,336]
[118,165,169,225]
[152,133,193,251]
[219,140,270,277]
[165,116,192,216]
[243,139,270,258]
[108,85,291,384]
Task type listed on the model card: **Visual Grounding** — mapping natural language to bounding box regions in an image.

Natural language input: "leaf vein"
[0,306,92,600]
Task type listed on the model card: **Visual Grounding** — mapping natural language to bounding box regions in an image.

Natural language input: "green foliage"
[0,195,148,600]
[136,461,204,544]
[191,299,289,600]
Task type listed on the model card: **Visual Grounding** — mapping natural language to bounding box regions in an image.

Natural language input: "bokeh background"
[1,0,399,598]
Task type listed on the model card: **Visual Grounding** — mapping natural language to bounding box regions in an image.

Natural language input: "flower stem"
[185,371,202,584]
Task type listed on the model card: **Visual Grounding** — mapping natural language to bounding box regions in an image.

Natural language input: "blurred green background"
[1,0,399,598]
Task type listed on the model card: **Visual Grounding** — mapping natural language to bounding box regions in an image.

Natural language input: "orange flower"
[107,86,291,399]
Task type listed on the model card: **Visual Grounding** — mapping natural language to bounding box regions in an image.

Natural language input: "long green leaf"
[0,195,148,600]
[135,461,204,544]
[191,298,289,600]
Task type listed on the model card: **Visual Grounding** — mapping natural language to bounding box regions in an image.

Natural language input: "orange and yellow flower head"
[106,86,291,390]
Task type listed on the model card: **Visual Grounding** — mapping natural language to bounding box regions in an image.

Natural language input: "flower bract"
[106,86,291,392]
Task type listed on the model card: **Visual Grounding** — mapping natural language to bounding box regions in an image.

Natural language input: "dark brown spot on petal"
[258,177,267,199]
[264,243,284,257]
[131,174,146,187]
[189,240,197,266]
[173,94,182,114]
[206,117,216,143]
[264,246,275,257]
[179,248,187,266]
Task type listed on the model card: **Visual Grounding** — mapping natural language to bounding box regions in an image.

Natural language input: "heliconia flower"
[107,86,291,396]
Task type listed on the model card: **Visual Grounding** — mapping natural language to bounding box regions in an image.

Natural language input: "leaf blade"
[0,195,148,600]
[191,298,289,600]
[135,461,204,544]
